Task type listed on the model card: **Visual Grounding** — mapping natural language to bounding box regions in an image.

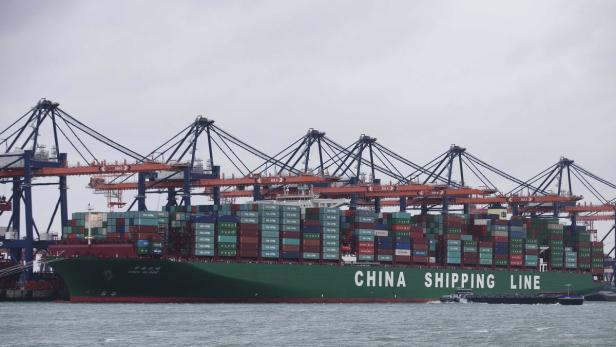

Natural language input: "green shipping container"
[323,253,340,260]
[218,250,237,257]
[195,249,215,257]
[282,238,300,246]
[302,252,320,260]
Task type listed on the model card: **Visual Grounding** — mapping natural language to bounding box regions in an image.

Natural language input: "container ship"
[0,100,611,303]
[48,203,605,303]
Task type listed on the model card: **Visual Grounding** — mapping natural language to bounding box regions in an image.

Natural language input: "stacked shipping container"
[61,204,605,274]
[258,205,281,259]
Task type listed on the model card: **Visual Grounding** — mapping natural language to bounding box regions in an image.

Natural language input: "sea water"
[0,302,615,346]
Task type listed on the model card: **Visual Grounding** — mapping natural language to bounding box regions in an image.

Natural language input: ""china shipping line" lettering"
[354,270,541,290]
[424,272,541,290]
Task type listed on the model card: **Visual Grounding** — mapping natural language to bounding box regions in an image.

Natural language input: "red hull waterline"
[70,296,434,304]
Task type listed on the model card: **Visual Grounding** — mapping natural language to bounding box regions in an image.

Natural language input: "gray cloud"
[1,0,615,242]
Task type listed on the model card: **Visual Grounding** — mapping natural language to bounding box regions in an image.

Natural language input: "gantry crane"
[0,99,180,276]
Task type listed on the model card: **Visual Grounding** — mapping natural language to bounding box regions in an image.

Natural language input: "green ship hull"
[51,258,603,303]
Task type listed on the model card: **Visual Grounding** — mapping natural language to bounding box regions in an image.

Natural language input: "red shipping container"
[410,231,424,240]
[376,249,394,255]
[130,226,158,233]
[303,220,321,227]
[493,236,508,242]
[239,230,259,237]
[442,234,461,240]
[135,232,159,240]
[302,239,321,247]
[576,241,591,248]
[413,256,428,263]
[395,255,411,263]
[282,231,300,238]
[358,246,374,253]
[239,250,259,257]
[409,226,423,233]
[358,249,375,255]
[239,236,259,243]
[413,244,429,251]
[303,246,321,253]
[391,224,411,232]
[305,207,323,214]
[282,245,300,252]
[239,224,259,232]
[354,223,375,229]
[358,241,374,248]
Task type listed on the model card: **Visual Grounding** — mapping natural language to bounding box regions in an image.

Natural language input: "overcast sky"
[1,1,615,242]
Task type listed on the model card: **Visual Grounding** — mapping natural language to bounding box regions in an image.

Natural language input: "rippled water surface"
[1,302,615,346]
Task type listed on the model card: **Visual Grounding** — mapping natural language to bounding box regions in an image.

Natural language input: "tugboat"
[558,284,584,305]
[440,288,474,303]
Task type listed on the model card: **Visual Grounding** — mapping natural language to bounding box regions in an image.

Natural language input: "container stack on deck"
[524,239,538,268]
[279,205,301,260]
[301,208,322,261]
[193,216,216,257]
[564,247,578,269]
[548,223,565,269]
[441,215,464,265]
[490,220,509,267]
[374,221,392,262]
[256,204,284,259]
[479,241,493,266]
[348,210,376,262]
[508,218,526,267]
[411,228,429,265]
[237,205,259,258]
[167,207,191,257]
[567,225,589,271]
[281,206,301,260]
[260,205,281,259]
[217,215,238,258]
[462,240,478,266]
[591,241,604,275]
[390,213,412,264]
[59,203,605,275]
[303,207,334,261]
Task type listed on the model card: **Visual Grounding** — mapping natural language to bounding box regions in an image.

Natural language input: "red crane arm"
[0,162,184,178]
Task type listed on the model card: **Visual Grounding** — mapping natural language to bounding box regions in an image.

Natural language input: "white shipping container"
[474,219,489,226]
[394,249,411,256]
[429,257,437,264]
[85,221,103,228]
[374,230,389,237]
[85,213,105,223]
